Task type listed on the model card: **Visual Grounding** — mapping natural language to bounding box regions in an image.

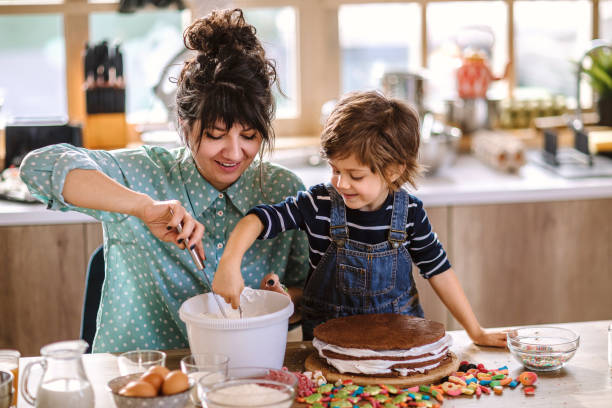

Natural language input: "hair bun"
[184,8,263,60]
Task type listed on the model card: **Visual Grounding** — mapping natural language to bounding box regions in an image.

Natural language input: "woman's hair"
[321,91,422,190]
[176,8,277,156]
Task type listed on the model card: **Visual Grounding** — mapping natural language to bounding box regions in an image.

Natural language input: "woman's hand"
[212,259,244,309]
[260,273,290,297]
[469,328,508,348]
[138,199,206,261]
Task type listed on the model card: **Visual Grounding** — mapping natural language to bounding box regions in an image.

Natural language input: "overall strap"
[326,184,349,244]
[388,189,409,247]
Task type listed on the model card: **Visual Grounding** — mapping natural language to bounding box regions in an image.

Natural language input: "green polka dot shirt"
[20,143,309,352]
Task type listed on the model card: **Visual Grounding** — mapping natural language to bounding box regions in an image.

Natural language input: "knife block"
[83,113,127,150]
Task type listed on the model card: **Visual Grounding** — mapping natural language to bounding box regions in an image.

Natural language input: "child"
[213,91,507,347]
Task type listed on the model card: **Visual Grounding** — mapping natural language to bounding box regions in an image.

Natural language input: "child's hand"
[470,329,508,348]
[212,260,244,309]
[260,273,290,297]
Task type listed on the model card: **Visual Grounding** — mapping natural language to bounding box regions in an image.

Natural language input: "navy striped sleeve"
[247,185,322,240]
[407,196,451,279]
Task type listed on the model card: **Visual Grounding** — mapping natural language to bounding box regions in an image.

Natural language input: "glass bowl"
[199,379,295,408]
[107,373,194,408]
[507,326,579,371]
[117,350,166,376]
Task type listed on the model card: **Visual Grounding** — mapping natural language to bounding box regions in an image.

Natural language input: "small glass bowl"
[117,350,166,376]
[199,379,294,408]
[507,326,579,371]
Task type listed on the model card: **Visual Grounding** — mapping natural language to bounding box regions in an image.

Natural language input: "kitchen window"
[0,0,609,136]
[0,14,66,120]
[514,0,592,107]
[338,3,421,94]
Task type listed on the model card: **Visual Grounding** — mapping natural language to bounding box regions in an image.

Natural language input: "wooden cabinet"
[418,198,612,330]
[0,223,102,356]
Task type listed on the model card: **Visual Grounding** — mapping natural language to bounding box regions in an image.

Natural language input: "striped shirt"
[248,183,451,279]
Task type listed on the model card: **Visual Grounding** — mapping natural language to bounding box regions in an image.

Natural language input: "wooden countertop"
[16,320,612,407]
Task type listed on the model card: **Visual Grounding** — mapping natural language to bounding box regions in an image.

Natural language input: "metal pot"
[419,113,462,175]
[381,71,426,117]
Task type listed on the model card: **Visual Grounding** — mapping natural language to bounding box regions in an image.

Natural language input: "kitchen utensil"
[419,114,462,175]
[107,373,194,408]
[0,370,13,408]
[169,209,237,318]
[507,327,579,371]
[21,340,94,407]
[200,378,294,408]
[179,290,293,369]
[117,350,166,376]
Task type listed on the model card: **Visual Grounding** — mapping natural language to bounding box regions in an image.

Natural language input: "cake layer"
[313,314,445,350]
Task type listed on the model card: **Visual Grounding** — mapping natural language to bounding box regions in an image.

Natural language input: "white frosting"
[313,334,453,376]
[205,383,291,408]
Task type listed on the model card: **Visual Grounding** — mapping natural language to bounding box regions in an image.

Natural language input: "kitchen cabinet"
[0,222,102,356]
[418,198,612,330]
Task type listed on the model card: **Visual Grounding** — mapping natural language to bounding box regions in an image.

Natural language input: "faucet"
[573,39,612,132]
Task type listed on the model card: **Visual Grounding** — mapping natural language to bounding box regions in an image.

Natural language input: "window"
[0,14,66,120]
[339,3,421,94]
[427,1,508,107]
[89,9,188,123]
[514,0,592,105]
[243,7,298,118]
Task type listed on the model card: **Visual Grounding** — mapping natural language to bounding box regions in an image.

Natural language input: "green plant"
[582,49,612,99]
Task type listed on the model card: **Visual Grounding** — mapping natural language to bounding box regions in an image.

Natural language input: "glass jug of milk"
[21,340,94,407]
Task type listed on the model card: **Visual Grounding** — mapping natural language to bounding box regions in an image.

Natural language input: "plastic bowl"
[507,326,579,371]
[199,379,295,408]
[107,373,194,408]
[179,289,294,369]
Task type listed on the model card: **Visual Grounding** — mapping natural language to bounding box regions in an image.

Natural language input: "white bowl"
[179,290,294,369]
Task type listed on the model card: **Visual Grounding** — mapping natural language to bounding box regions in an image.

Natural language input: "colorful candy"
[518,371,538,386]
[295,360,539,407]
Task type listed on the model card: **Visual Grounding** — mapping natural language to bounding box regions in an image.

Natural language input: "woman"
[20,9,309,352]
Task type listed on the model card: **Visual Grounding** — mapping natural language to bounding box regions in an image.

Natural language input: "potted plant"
[582,47,612,126]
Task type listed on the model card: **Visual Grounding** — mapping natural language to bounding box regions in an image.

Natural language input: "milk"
[36,378,94,408]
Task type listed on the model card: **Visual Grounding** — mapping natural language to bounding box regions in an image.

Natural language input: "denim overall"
[301,185,424,340]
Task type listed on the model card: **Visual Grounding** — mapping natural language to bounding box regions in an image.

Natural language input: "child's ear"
[387,164,406,183]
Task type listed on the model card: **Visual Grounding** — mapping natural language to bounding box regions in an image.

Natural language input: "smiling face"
[329,154,394,211]
[190,121,262,191]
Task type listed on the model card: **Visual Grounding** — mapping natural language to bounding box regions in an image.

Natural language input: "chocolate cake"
[311,314,453,377]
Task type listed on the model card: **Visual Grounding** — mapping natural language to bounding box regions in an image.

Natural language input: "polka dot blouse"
[20,144,309,352]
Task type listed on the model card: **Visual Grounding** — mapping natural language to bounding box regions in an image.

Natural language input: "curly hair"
[176,8,277,156]
[321,91,423,190]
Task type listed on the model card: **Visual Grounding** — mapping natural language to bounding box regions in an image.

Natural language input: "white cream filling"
[313,334,452,376]
[313,333,452,358]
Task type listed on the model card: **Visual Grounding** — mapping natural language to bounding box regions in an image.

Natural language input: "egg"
[118,380,157,397]
[139,371,164,392]
[161,370,190,395]
[146,365,170,378]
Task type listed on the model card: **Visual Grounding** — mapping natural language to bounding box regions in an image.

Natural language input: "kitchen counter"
[15,320,612,407]
[3,152,612,226]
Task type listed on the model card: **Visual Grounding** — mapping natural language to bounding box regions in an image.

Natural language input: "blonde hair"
[321,91,423,190]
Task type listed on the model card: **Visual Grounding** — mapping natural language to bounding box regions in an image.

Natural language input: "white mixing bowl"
[179,290,294,369]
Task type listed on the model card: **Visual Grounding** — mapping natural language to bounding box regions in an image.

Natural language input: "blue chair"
[80,245,105,353]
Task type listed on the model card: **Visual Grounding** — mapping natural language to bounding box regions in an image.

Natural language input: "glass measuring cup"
[21,340,94,407]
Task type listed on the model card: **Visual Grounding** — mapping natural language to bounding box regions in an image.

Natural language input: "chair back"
[80,245,105,353]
